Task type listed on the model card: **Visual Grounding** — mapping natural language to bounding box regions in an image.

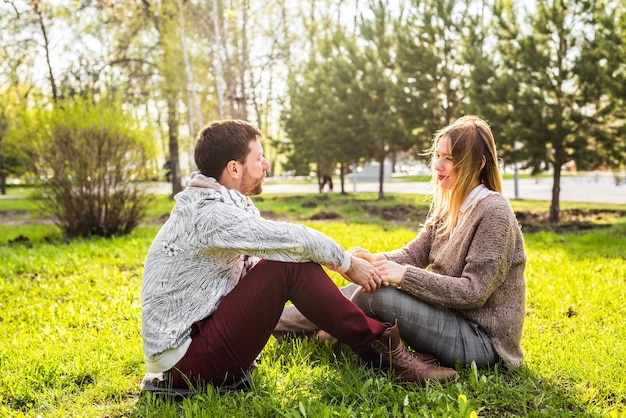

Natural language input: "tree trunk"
[339,162,347,195]
[377,139,385,200]
[178,0,203,150]
[167,96,183,197]
[0,152,6,195]
[211,0,226,119]
[238,0,250,121]
[316,161,323,193]
[549,163,562,223]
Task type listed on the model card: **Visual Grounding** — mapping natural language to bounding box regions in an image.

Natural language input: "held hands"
[349,247,406,288]
[343,255,382,293]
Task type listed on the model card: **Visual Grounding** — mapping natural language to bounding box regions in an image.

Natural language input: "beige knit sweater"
[384,193,526,369]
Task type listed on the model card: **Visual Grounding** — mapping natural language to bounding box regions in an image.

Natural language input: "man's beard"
[240,171,264,196]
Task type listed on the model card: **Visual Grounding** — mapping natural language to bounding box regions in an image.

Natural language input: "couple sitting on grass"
[140,117,526,395]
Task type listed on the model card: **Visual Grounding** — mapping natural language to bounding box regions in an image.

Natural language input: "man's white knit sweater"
[141,174,351,372]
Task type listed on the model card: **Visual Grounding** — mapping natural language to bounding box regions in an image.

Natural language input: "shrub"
[31,95,156,238]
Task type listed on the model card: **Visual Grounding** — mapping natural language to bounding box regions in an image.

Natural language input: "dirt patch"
[0,210,55,225]
[309,211,342,220]
[6,234,33,247]
[515,209,626,233]
[357,203,428,223]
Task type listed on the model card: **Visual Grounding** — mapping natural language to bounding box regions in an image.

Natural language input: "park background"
[1,0,625,416]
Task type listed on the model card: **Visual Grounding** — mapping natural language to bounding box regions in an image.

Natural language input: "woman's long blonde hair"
[426,115,502,238]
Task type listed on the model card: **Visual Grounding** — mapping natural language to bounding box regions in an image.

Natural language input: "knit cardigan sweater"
[141,175,350,372]
[384,193,526,369]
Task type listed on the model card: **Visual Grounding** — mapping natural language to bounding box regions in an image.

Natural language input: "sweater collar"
[183,172,259,216]
[460,184,497,213]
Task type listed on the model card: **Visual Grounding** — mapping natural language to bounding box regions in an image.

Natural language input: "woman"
[276,115,526,370]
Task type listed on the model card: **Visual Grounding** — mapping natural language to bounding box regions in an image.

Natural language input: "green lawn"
[0,192,624,417]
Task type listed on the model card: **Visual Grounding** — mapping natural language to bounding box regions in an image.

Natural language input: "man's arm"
[197,202,353,272]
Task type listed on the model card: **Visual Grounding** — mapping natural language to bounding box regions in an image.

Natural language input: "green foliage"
[15,95,157,238]
[282,0,626,218]
[490,0,626,221]
[395,0,490,141]
[282,30,375,179]
[1,193,625,416]
[0,87,36,183]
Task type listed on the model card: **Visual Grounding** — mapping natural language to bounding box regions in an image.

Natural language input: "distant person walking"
[318,163,334,193]
[163,159,172,182]
[319,174,333,192]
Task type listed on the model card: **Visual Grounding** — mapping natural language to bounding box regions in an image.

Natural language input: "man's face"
[239,138,270,196]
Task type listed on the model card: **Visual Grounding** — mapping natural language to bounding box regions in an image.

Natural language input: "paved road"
[261,174,626,205]
[4,173,622,204]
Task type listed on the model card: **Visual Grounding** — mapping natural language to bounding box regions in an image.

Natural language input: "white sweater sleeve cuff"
[335,253,351,274]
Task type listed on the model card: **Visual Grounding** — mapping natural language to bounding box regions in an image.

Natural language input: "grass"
[0,191,625,417]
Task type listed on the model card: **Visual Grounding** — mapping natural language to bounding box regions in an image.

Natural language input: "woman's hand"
[372,259,407,287]
[349,247,385,262]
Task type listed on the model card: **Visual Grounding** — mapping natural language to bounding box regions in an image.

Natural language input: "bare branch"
[3,0,20,18]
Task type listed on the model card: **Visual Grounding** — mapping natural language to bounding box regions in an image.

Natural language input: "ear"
[480,155,486,170]
[223,160,242,180]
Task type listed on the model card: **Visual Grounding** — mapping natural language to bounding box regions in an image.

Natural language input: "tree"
[283,24,381,194]
[395,0,498,158]
[284,1,412,197]
[582,1,626,180]
[493,0,624,222]
[356,0,411,199]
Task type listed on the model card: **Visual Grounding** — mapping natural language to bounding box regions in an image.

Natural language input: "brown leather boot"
[370,321,459,386]
[320,329,439,365]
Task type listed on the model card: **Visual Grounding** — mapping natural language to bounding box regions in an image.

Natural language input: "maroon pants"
[172,260,386,388]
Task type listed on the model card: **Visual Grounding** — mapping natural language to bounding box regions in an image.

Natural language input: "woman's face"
[434,135,456,190]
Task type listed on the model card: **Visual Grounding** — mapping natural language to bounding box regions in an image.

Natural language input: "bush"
[31,96,156,238]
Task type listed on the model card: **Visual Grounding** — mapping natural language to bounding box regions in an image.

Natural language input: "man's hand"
[343,255,382,293]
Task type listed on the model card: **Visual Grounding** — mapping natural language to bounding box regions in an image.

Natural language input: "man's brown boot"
[370,321,459,386]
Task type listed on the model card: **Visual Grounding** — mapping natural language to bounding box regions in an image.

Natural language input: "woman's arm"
[394,201,519,309]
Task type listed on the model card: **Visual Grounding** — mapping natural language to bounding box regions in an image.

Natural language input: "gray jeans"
[276,283,499,368]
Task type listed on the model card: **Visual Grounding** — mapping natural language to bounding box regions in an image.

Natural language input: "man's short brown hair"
[194,120,263,180]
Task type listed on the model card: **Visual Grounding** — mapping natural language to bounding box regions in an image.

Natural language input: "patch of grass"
[142,193,179,223]
[0,232,149,417]
[0,193,625,416]
[0,224,61,244]
[522,229,626,416]
[0,195,42,212]
[510,198,626,214]
[255,193,432,228]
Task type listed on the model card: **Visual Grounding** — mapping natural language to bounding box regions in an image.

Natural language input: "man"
[140,119,457,395]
